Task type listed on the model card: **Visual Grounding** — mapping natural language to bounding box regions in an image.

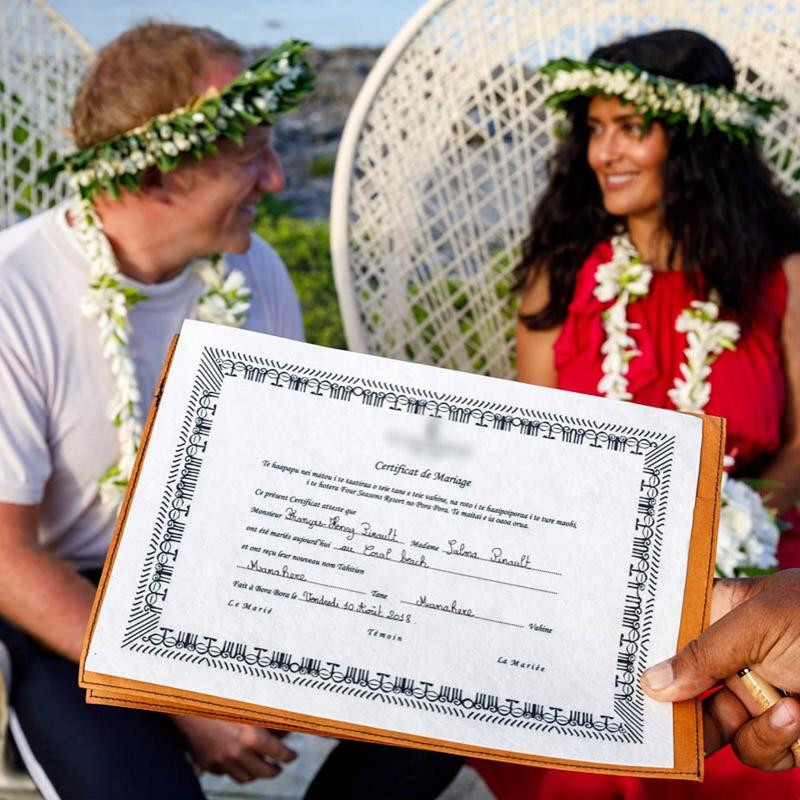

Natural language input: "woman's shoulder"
[779,253,800,320]
[782,253,800,291]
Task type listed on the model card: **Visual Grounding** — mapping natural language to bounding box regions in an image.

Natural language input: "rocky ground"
[268,47,381,220]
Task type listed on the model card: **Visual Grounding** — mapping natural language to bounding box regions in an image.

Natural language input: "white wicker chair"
[331,0,800,378]
[0,0,93,230]
[1,6,91,796]
[0,644,40,799]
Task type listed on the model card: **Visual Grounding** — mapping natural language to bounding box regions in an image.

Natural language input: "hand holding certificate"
[81,320,724,779]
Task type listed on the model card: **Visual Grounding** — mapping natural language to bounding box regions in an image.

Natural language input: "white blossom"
[173,133,192,152]
[716,476,780,577]
[667,300,740,412]
[594,233,652,401]
[591,233,767,577]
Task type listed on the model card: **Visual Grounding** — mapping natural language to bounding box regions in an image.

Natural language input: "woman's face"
[586,95,669,224]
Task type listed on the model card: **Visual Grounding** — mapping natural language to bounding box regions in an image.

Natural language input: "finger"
[249,730,297,763]
[221,760,255,784]
[731,697,800,771]
[723,672,772,718]
[702,686,751,756]
[641,600,772,702]
[237,750,282,780]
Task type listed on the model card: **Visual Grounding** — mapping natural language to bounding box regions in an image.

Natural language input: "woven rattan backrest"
[0,0,93,230]
[331,0,800,378]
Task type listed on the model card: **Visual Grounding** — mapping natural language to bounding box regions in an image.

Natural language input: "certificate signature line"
[332,547,558,595]
[350,532,406,545]
[426,563,558,595]
[399,600,524,629]
[448,554,562,577]
[236,564,367,595]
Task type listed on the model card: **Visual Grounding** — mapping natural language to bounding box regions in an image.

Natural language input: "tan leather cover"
[79,335,725,780]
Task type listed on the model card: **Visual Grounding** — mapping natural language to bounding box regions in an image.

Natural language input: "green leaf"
[734,566,778,578]
[99,464,122,482]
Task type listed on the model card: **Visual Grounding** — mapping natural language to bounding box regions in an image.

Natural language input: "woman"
[478,28,800,799]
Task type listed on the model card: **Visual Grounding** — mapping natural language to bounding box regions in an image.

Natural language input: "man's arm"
[0,502,96,662]
[641,571,800,771]
[0,501,297,780]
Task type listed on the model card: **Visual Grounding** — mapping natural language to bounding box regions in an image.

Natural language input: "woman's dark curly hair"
[517,28,800,330]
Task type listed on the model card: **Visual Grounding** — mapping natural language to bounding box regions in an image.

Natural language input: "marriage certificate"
[81,320,723,779]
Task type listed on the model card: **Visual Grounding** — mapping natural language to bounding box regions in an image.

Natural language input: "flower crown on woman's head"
[39,39,314,201]
[540,56,781,143]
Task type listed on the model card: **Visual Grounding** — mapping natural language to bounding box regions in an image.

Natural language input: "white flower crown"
[40,39,313,199]
[540,57,780,143]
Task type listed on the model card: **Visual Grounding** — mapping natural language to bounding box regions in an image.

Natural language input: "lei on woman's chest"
[593,232,741,411]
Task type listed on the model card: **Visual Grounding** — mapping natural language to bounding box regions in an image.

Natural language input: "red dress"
[475,241,800,799]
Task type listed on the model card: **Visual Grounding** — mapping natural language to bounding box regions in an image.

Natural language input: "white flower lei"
[68,192,251,509]
[595,233,652,400]
[594,234,782,576]
[594,232,740,412]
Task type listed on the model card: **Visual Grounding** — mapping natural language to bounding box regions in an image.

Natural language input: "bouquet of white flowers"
[715,474,781,578]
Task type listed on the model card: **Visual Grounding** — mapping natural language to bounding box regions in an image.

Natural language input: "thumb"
[642,597,763,702]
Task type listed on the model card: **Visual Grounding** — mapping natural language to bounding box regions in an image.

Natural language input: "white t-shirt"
[0,205,304,569]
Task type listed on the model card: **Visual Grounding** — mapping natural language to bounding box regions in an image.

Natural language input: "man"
[0,22,464,800]
[0,23,306,799]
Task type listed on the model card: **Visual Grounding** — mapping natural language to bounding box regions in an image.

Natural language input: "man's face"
[163,58,286,256]
[168,126,286,255]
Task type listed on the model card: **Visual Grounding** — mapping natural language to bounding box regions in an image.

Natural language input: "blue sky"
[49,0,427,49]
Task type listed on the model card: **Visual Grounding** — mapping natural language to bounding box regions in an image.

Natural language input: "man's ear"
[147,162,198,201]
[138,166,172,204]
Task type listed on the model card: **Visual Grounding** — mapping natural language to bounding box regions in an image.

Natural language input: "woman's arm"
[757,253,800,513]
[515,269,562,387]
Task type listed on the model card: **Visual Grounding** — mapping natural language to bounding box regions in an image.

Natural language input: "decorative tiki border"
[122,346,674,743]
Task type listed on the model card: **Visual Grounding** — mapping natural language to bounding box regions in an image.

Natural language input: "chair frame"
[331,0,448,356]
[330,0,800,380]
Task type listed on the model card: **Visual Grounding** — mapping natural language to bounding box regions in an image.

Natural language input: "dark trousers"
[2,569,463,800]
[0,618,206,800]
[303,739,464,799]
